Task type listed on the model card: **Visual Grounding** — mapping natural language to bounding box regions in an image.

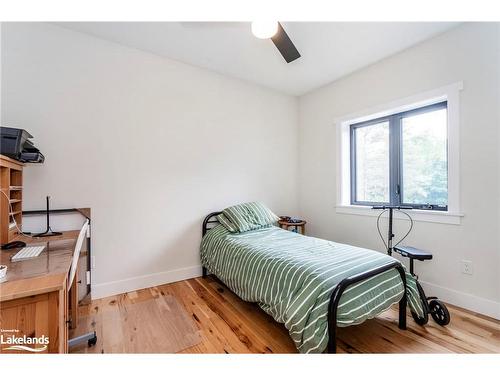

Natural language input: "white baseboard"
[91,266,202,299]
[419,280,500,320]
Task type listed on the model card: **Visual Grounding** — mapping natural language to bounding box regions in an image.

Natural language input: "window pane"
[402,108,447,206]
[355,122,390,203]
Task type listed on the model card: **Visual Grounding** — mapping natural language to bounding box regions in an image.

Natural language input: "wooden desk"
[0,231,80,354]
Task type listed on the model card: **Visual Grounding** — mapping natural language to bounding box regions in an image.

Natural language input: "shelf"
[1,158,23,244]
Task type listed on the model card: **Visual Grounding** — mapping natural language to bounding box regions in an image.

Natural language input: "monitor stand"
[33,196,62,237]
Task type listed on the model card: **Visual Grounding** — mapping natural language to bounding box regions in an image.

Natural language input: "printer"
[0,126,45,163]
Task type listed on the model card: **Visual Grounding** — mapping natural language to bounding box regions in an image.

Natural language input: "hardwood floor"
[70,276,500,354]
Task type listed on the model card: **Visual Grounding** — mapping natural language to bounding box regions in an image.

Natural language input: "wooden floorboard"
[70,276,500,354]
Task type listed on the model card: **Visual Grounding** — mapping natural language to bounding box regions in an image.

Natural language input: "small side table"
[278,220,306,235]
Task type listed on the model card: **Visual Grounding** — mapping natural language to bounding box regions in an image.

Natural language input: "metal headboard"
[202,211,222,236]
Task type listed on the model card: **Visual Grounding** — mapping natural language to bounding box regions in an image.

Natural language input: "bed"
[200,206,423,354]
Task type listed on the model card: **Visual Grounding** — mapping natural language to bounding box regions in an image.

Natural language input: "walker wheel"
[88,334,97,347]
[429,299,450,326]
[411,310,429,326]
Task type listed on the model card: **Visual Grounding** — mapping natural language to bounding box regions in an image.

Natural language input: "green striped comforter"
[200,224,423,353]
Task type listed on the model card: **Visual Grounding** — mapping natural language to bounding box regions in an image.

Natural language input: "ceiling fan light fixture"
[251,20,279,39]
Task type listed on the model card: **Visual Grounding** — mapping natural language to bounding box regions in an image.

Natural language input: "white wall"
[1,22,299,298]
[298,23,500,318]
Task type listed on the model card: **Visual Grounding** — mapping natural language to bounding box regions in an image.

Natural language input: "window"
[350,102,448,210]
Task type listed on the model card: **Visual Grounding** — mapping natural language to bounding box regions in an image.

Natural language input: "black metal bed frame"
[201,212,407,353]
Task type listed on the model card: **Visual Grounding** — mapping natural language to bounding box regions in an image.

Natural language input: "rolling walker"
[372,205,450,326]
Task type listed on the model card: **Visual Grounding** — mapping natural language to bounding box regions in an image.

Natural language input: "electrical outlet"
[461,260,473,275]
[91,255,96,269]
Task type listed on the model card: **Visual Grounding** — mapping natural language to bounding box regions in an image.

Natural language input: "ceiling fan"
[251,21,301,63]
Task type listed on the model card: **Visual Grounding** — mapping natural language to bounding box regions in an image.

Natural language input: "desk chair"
[68,219,97,348]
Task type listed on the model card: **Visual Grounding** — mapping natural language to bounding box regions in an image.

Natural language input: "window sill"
[335,205,463,225]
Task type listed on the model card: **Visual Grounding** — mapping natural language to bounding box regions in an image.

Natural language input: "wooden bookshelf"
[0,154,24,245]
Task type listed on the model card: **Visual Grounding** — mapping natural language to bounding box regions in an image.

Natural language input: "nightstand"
[278,219,306,235]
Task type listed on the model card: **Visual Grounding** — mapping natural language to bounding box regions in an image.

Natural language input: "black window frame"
[350,101,448,211]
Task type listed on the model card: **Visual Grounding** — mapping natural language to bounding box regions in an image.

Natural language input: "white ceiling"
[56,22,459,96]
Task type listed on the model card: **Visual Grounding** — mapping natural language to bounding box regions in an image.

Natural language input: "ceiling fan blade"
[271,23,301,63]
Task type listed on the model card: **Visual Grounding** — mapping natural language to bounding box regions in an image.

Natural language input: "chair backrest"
[68,219,89,290]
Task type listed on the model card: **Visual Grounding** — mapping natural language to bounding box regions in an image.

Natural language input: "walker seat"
[393,246,432,261]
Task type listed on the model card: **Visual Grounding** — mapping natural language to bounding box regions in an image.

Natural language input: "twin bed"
[200,203,423,354]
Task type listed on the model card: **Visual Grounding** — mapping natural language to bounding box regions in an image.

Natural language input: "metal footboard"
[327,261,407,353]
